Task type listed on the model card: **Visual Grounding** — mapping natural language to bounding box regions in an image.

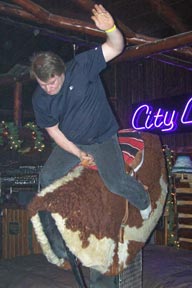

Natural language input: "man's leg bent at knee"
[40,144,80,188]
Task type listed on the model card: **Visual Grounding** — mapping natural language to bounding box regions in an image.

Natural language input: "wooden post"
[14,81,22,127]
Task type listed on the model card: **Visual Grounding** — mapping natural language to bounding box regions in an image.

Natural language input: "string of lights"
[0,121,45,152]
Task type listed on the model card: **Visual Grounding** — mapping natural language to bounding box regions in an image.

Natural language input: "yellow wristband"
[105,25,116,33]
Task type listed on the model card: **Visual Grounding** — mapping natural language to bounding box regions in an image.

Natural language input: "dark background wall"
[103,58,192,151]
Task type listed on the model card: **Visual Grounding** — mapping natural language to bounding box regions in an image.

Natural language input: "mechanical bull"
[28,131,167,276]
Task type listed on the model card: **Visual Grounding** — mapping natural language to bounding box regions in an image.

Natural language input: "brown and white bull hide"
[28,132,167,276]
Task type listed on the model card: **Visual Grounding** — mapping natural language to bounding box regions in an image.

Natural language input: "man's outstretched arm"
[91,4,125,62]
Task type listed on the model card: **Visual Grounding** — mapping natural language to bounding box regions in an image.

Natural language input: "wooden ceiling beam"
[119,30,192,61]
[0,1,156,44]
[10,0,141,41]
[149,53,192,71]
[74,0,192,64]
[68,0,192,67]
[0,0,191,67]
[9,0,101,36]
[146,0,192,59]
[11,0,49,19]
[146,0,189,33]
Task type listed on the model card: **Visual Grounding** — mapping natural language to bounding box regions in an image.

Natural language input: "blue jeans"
[40,134,149,210]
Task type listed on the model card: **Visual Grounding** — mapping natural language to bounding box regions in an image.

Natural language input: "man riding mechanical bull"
[29,3,167,288]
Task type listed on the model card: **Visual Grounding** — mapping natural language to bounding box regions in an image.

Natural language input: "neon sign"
[131,95,192,133]
[181,97,192,125]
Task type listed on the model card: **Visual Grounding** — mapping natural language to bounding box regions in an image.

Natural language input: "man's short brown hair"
[30,51,65,82]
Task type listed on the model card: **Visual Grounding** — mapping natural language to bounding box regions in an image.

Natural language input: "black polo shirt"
[32,46,119,145]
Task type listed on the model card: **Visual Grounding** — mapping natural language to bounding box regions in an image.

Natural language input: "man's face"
[36,73,65,95]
